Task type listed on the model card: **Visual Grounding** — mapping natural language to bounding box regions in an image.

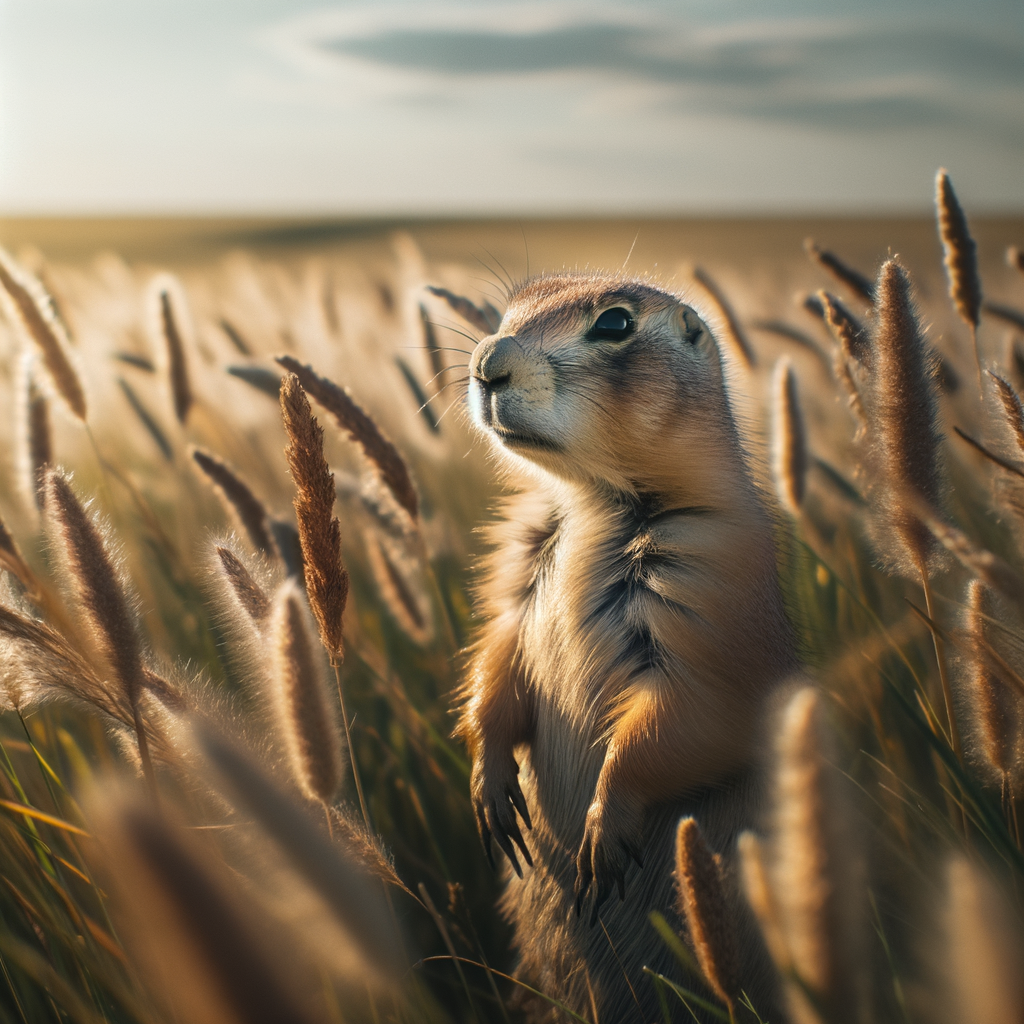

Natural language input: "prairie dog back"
[457,273,796,1020]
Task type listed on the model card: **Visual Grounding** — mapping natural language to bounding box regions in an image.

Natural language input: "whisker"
[400,345,474,357]
[425,365,469,388]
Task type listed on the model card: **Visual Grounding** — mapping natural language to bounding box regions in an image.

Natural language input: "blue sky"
[0,0,1021,214]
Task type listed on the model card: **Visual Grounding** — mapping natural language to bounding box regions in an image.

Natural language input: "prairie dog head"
[468,274,736,492]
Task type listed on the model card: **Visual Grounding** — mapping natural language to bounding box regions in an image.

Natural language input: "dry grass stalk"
[692,267,756,368]
[0,247,87,420]
[215,546,270,622]
[192,448,277,557]
[276,356,419,521]
[963,581,1023,800]
[935,169,982,382]
[1008,246,1024,277]
[675,817,741,1013]
[772,358,808,516]
[772,688,859,1024]
[989,372,1024,456]
[46,471,156,790]
[156,286,194,424]
[91,796,321,1024]
[425,285,500,334]
[799,292,826,321]
[268,582,343,805]
[944,858,1024,1024]
[280,375,349,661]
[23,366,52,510]
[804,239,875,305]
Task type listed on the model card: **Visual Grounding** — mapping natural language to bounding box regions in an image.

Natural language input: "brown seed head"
[962,581,1022,791]
[425,285,500,334]
[46,470,154,783]
[24,370,52,510]
[1007,246,1024,277]
[804,239,875,305]
[935,169,982,329]
[868,258,944,577]
[156,284,194,424]
[276,355,419,521]
[192,448,276,557]
[0,247,87,420]
[691,266,756,368]
[280,374,349,660]
[989,372,1024,457]
[773,688,861,1024]
[268,583,343,805]
[818,291,869,367]
[772,358,808,516]
[675,817,741,1010]
[738,830,789,972]
[215,546,271,622]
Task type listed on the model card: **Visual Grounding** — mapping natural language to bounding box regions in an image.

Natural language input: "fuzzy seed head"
[935,169,982,329]
[154,283,194,424]
[989,372,1024,457]
[692,266,756,368]
[868,258,944,577]
[280,374,349,660]
[215,547,271,623]
[0,247,87,420]
[675,817,740,1010]
[772,358,808,516]
[804,239,875,305]
[192,449,276,556]
[276,356,419,521]
[268,583,343,805]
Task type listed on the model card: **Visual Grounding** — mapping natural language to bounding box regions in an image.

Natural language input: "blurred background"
[0,0,1021,219]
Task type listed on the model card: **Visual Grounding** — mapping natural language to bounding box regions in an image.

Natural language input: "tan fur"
[456,273,797,1021]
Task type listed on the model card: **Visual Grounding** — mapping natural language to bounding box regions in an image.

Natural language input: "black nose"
[473,335,518,395]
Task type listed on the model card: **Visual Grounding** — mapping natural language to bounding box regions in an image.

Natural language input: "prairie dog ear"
[675,304,707,346]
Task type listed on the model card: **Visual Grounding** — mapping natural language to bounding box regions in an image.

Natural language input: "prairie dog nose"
[472,335,520,391]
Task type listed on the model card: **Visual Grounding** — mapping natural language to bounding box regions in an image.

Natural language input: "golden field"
[0,203,1022,1023]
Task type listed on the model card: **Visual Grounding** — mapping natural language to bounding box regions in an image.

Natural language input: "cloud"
[259,4,1024,135]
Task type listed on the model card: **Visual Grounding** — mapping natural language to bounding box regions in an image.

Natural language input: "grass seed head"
[268,582,343,805]
[674,816,741,1011]
[192,448,277,557]
[425,285,499,335]
[691,266,757,368]
[46,470,155,783]
[276,355,419,521]
[215,546,271,623]
[935,169,982,330]
[0,246,87,420]
[280,374,349,661]
[1007,245,1024,277]
[804,239,875,305]
[867,258,944,578]
[151,278,194,424]
[989,372,1024,457]
[772,358,808,516]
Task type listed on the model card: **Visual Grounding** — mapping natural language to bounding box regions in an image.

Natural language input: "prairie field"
[0,204,1023,1024]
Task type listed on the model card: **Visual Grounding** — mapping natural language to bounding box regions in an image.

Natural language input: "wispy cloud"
[259,3,1024,136]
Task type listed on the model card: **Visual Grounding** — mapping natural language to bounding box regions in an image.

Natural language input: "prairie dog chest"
[517,500,685,720]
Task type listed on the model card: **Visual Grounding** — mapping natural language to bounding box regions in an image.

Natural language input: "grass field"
[0,202,1022,1023]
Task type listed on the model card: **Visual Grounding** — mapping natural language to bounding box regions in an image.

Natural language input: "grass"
[0,195,1021,1022]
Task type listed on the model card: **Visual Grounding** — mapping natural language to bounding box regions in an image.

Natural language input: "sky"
[0,0,1021,215]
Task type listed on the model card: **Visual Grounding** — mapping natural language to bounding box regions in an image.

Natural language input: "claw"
[574,856,593,917]
[506,815,533,867]
[615,869,626,903]
[490,802,524,878]
[508,780,532,830]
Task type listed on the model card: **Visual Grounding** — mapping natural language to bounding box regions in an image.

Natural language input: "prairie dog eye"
[587,307,635,342]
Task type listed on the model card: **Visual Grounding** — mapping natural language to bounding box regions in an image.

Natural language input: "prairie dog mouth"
[491,426,559,451]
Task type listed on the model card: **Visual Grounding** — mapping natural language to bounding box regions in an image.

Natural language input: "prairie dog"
[457,273,796,1021]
